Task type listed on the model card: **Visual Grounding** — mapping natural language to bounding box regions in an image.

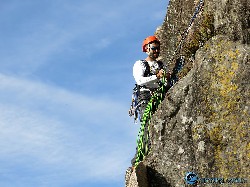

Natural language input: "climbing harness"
[129,60,163,123]
[133,0,204,166]
[129,60,149,123]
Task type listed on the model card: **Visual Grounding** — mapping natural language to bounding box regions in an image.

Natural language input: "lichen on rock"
[126,0,249,186]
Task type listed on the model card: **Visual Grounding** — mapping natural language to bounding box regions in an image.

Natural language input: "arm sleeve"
[133,61,158,86]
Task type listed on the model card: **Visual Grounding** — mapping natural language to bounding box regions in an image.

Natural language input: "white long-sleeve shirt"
[133,60,164,91]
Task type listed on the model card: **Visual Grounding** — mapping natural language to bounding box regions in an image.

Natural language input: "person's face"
[146,42,160,59]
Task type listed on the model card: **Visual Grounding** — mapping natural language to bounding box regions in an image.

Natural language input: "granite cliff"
[126,0,249,186]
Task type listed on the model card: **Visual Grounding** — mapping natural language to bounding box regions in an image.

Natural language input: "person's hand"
[156,69,164,79]
[166,70,171,80]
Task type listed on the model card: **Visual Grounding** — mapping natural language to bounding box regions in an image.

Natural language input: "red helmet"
[142,36,160,52]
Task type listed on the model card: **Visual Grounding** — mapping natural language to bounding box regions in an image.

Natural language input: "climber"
[133,35,168,119]
[130,35,170,165]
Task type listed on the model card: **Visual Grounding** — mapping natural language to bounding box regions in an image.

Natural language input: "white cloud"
[0,73,135,186]
[0,1,122,75]
[0,0,168,78]
[0,73,125,121]
[0,0,168,185]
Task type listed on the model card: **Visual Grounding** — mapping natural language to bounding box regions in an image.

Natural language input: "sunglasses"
[150,46,160,51]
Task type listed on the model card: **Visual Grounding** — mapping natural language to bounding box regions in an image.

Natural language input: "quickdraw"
[128,85,141,124]
[134,0,204,166]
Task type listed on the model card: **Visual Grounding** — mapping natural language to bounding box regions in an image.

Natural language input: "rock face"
[126,0,249,186]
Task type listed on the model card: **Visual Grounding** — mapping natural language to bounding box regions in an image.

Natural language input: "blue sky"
[0,1,169,186]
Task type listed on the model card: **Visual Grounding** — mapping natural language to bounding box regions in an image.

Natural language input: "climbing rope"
[134,0,204,166]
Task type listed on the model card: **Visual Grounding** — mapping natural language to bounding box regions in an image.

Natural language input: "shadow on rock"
[147,167,172,187]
